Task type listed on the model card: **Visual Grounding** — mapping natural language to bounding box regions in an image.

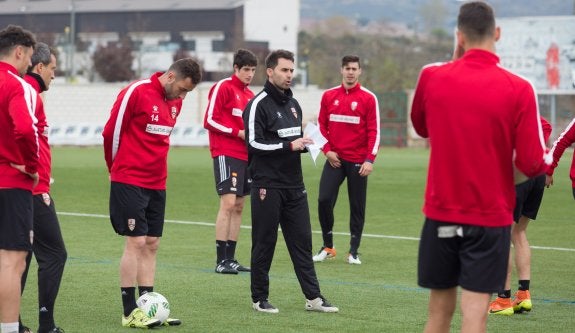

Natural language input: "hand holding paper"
[303,122,328,165]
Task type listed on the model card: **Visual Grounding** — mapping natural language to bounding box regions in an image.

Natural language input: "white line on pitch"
[58,211,575,252]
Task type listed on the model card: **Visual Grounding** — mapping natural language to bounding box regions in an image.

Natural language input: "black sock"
[497,290,511,298]
[518,280,530,291]
[139,286,154,297]
[216,240,227,263]
[121,287,137,317]
[325,231,333,249]
[226,240,237,260]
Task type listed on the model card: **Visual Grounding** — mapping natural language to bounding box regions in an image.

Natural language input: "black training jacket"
[243,80,305,189]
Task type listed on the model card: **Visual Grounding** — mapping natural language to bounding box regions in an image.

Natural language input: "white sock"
[0,322,19,333]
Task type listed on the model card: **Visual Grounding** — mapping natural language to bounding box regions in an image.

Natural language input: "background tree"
[419,0,448,33]
[298,27,452,95]
[92,38,135,82]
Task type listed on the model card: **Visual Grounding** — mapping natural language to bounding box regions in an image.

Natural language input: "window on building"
[182,40,196,51]
[212,40,224,52]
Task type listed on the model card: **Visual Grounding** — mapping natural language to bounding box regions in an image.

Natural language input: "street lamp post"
[68,0,75,82]
[64,26,70,81]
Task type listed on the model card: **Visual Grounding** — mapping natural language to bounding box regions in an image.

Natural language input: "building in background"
[496,16,575,142]
[497,16,575,91]
[0,0,300,82]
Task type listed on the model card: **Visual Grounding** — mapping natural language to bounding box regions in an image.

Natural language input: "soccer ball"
[136,292,170,323]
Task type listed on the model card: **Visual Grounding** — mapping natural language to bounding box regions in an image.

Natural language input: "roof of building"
[0,0,244,14]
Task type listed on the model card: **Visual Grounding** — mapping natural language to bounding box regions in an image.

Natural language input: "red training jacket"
[102,72,182,190]
[0,62,39,190]
[318,83,381,163]
[411,49,550,227]
[547,117,575,187]
[203,74,254,161]
[25,74,51,194]
[540,116,552,144]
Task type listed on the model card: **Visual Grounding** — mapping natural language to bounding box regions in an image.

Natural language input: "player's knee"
[145,237,160,252]
[126,236,147,251]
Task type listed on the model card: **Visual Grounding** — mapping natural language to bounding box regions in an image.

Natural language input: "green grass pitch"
[19,146,575,332]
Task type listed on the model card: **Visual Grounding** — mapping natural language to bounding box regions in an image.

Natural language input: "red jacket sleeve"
[103,88,133,172]
[10,83,39,174]
[318,93,332,153]
[203,81,239,137]
[513,84,550,177]
[540,116,552,144]
[411,67,429,139]
[547,118,575,176]
[364,93,380,162]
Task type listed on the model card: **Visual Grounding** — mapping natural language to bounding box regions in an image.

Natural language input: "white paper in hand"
[303,122,327,165]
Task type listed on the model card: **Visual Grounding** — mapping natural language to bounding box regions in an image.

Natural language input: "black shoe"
[215,260,238,274]
[19,326,33,333]
[252,300,279,313]
[38,328,65,333]
[229,259,251,272]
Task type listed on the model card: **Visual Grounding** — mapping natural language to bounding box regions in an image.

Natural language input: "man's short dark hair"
[457,1,496,44]
[234,49,257,69]
[342,55,361,68]
[265,49,294,70]
[170,58,202,84]
[30,42,56,69]
[0,25,36,57]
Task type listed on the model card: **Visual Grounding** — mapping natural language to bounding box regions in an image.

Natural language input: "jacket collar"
[231,74,249,89]
[460,49,500,65]
[341,82,361,94]
[264,80,292,104]
[25,72,47,93]
[150,72,168,99]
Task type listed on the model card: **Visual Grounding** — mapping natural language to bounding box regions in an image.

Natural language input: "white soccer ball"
[136,292,170,324]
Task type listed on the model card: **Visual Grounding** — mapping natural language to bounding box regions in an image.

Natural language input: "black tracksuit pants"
[250,187,322,302]
[21,194,67,328]
[317,159,368,255]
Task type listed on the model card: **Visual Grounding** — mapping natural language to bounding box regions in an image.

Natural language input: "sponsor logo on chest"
[146,124,173,136]
[277,126,301,138]
[329,114,360,124]
[232,108,243,117]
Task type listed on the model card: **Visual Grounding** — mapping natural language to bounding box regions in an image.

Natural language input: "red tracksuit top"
[411,49,550,227]
[547,117,575,187]
[540,117,552,144]
[0,62,39,191]
[203,74,254,161]
[24,74,51,194]
[103,72,182,190]
[318,83,381,163]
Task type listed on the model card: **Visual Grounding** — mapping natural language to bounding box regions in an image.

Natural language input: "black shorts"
[514,174,545,222]
[418,218,510,293]
[212,155,250,196]
[109,182,166,237]
[0,188,33,251]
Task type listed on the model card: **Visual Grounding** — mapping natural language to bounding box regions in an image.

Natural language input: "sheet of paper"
[303,122,327,165]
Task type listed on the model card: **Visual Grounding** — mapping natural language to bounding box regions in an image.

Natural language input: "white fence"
[43,80,324,146]
[46,123,209,147]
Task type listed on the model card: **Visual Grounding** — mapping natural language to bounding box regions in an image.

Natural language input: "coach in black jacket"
[243,49,338,314]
